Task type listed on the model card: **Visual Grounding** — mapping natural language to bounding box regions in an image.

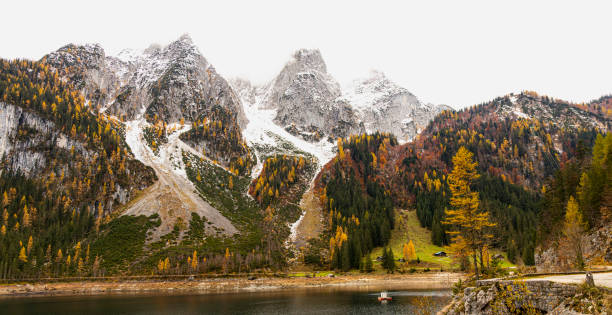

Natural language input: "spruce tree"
[365,253,374,272]
[341,243,351,271]
[386,248,396,273]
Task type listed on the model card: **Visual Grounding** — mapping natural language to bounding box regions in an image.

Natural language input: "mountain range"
[0,34,609,277]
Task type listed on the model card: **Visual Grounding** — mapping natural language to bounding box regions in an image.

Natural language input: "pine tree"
[77,257,84,275]
[365,253,374,272]
[22,205,30,227]
[26,236,33,254]
[442,147,496,280]
[18,246,27,262]
[563,196,586,269]
[2,191,8,207]
[163,257,170,272]
[386,248,396,273]
[158,259,165,273]
[341,243,351,271]
[191,250,198,271]
[85,244,90,263]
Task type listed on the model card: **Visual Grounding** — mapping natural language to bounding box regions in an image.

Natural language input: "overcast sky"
[2,0,611,108]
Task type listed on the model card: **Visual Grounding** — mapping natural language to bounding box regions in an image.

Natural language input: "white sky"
[2,0,611,108]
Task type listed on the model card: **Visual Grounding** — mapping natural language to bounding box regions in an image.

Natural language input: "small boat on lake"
[378,291,392,302]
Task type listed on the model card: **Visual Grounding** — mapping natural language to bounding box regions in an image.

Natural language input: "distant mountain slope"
[578,94,612,121]
[339,70,451,142]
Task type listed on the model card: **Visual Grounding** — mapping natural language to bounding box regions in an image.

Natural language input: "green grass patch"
[288,271,333,277]
[370,210,516,271]
[371,209,453,269]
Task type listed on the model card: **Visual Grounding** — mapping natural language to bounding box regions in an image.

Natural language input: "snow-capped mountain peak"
[290,48,328,74]
[342,69,419,113]
[338,69,448,142]
[43,34,246,127]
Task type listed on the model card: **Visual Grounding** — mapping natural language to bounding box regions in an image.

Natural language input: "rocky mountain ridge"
[42,34,247,127]
[339,70,452,142]
[231,49,450,144]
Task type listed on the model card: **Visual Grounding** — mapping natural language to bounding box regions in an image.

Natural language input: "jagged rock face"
[262,49,330,110]
[237,49,363,142]
[0,102,91,176]
[275,71,364,142]
[233,51,449,143]
[340,70,451,142]
[43,43,124,113]
[0,101,154,210]
[0,102,52,176]
[42,35,247,128]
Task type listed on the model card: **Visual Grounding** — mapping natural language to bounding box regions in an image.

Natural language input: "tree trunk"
[473,253,479,280]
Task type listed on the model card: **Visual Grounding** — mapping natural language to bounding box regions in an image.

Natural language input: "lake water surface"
[0,288,451,315]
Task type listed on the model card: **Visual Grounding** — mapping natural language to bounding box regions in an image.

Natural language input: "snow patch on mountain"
[339,70,451,142]
[240,93,336,175]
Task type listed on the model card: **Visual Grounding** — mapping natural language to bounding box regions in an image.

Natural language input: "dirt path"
[123,119,237,241]
[524,271,612,288]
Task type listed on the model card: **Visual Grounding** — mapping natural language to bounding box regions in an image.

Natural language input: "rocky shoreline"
[439,277,611,315]
[0,272,462,298]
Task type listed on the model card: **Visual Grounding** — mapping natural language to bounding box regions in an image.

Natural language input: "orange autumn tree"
[403,240,416,262]
[443,146,496,279]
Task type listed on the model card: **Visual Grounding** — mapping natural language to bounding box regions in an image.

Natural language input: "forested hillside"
[0,59,155,279]
[389,92,606,265]
[536,133,612,270]
[314,133,397,270]
[312,92,609,269]
[179,104,253,176]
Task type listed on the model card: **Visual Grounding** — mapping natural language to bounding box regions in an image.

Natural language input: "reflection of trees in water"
[413,296,435,315]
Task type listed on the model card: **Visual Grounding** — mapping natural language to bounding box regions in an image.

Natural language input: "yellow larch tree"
[563,196,586,269]
[191,250,198,271]
[56,249,63,263]
[27,235,33,254]
[19,246,27,262]
[22,204,30,227]
[403,240,416,262]
[442,146,496,279]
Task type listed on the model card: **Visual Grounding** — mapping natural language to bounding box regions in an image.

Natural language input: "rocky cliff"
[43,34,247,127]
